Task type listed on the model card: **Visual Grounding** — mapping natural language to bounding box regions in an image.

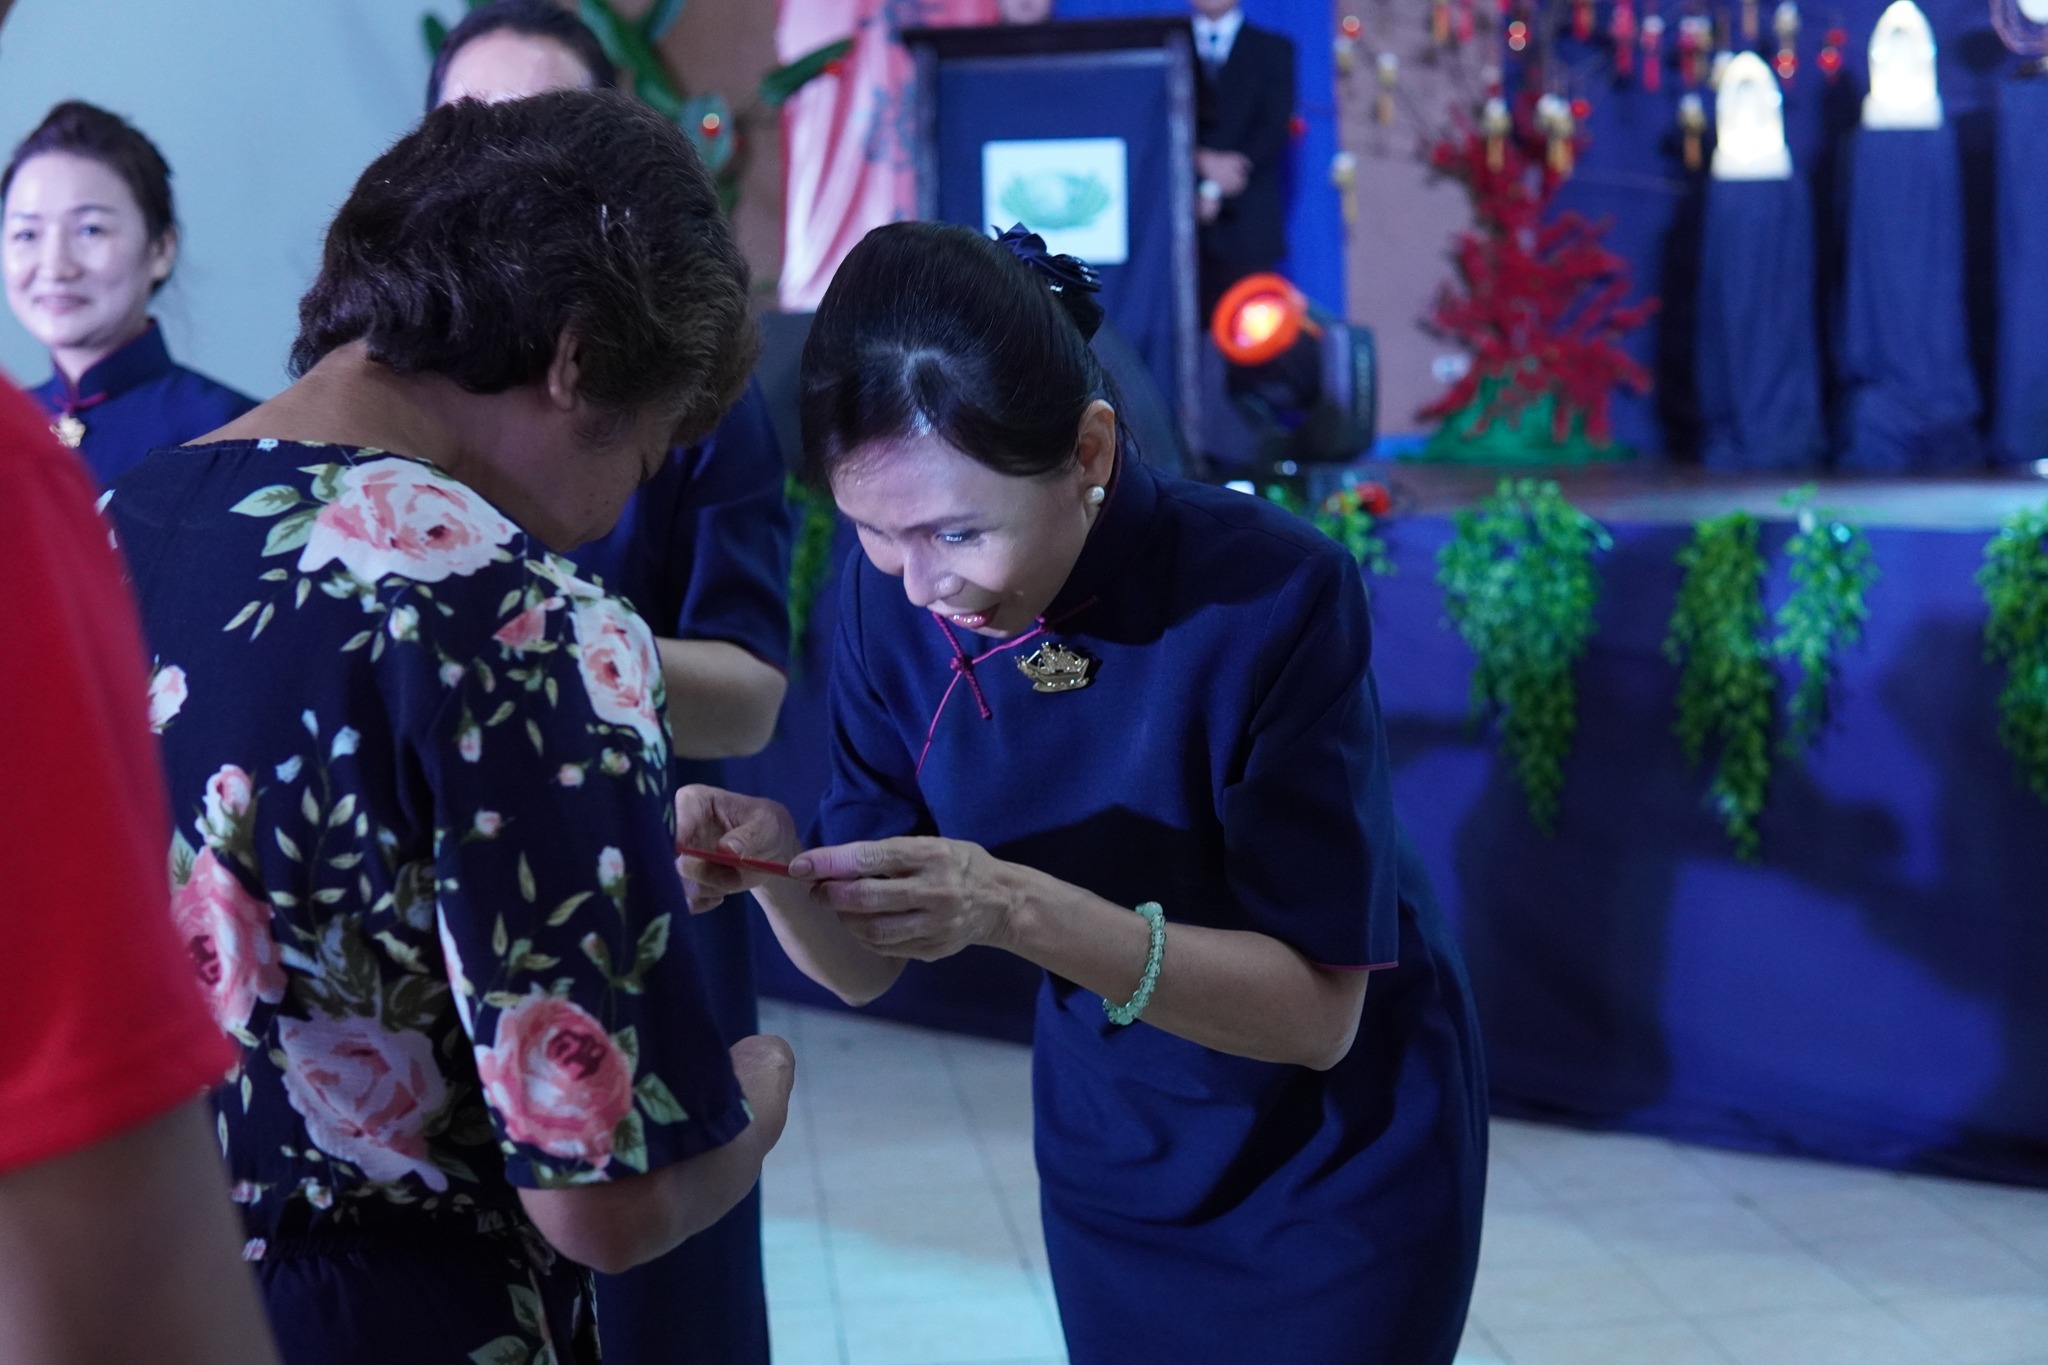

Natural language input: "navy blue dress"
[29,320,255,485]
[815,458,1487,1364]
[107,440,750,1365]
[569,379,792,1365]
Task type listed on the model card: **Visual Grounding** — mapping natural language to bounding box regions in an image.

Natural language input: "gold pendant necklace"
[1017,642,1096,693]
[51,412,86,449]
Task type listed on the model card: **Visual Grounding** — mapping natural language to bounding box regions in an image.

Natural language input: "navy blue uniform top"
[30,320,256,487]
[567,379,792,673]
[813,457,1486,1364]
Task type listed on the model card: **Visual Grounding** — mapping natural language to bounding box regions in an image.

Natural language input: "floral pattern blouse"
[108,442,749,1365]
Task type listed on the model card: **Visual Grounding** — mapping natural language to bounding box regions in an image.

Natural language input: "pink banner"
[777,0,996,311]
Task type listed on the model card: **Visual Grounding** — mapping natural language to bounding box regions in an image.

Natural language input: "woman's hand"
[792,837,1024,962]
[672,785,800,913]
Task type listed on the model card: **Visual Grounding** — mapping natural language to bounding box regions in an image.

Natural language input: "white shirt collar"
[1191,8,1244,66]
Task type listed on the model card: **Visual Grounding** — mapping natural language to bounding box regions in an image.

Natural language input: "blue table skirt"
[734,517,2048,1184]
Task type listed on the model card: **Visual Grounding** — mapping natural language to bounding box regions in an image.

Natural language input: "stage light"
[1213,274,1311,366]
[1206,273,1377,472]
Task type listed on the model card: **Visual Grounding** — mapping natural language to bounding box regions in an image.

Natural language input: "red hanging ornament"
[1679,14,1713,85]
[1482,95,1513,171]
[1433,0,1453,45]
[1642,10,1667,91]
[1335,14,1362,73]
[1574,0,1596,40]
[1612,0,1639,77]
[1818,24,1846,80]
[1507,18,1531,50]
[1679,92,1707,170]
[1742,0,1760,40]
[1773,0,1800,81]
[1456,0,1477,45]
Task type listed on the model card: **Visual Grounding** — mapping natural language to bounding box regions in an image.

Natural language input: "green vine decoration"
[1261,484,1393,576]
[1665,513,1773,861]
[1978,504,2048,801]
[1772,492,1877,755]
[1436,479,1610,833]
[786,478,839,670]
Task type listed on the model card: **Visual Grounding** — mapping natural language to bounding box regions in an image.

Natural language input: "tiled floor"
[757,1001,2048,1365]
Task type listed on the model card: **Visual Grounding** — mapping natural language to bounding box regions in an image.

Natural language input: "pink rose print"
[492,597,563,652]
[278,1014,450,1190]
[572,597,665,756]
[170,847,285,1035]
[298,458,515,586]
[199,763,254,848]
[474,990,633,1169]
[147,664,187,733]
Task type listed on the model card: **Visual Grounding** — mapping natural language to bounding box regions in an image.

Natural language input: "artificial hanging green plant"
[1261,484,1394,577]
[1435,478,1609,833]
[1978,504,2048,801]
[1665,512,1774,860]
[1771,491,1877,755]
[786,478,839,671]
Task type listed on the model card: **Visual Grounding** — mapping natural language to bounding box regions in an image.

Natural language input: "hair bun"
[993,223,1105,341]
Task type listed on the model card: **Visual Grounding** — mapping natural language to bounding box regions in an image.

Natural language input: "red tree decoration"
[1420,107,1659,457]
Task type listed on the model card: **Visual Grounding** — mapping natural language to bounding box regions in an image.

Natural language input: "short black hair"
[292,90,755,447]
[426,0,616,111]
[798,221,1116,487]
[3,101,177,289]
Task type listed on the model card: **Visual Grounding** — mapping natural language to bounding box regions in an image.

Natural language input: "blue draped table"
[1696,177,1826,472]
[1837,125,1987,472]
[733,510,2048,1184]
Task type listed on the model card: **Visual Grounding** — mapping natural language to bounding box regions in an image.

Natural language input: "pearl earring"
[1086,486,1106,507]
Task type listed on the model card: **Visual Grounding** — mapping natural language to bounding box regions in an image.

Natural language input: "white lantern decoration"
[1863,1,1943,130]
[1712,52,1794,180]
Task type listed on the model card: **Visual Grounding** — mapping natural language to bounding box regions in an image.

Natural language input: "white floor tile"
[837,1289,1066,1365]
[1490,1316,1735,1365]
[1469,1250,1672,1330]
[1625,1247,1869,1317]
[767,1299,845,1365]
[1817,1230,2048,1302]
[1698,1305,1943,1365]
[1889,1293,2048,1365]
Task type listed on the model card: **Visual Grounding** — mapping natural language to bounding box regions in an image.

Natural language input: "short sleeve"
[420,567,748,1188]
[670,382,795,670]
[0,382,230,1174]
[1217,550,1401,969]
[811,555,934,848]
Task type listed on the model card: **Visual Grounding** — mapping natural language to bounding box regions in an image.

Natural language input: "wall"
[0,0,432,398]
[1335,0,1484,440]
[655,0,785,295]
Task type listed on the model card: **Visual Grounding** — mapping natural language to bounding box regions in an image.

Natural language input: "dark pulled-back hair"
[798,221,1115,487]
[426,0,617,111]
[291,91,755,446]
[2,101,177,282]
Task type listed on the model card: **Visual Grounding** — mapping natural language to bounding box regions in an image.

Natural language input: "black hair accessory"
[993,223,1105,341]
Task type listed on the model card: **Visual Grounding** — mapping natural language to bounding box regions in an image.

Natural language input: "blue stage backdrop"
[1534,0,2028,461]
[932,49,1187,454]
[1047,0,1345,315]
[733,510,2048,1186]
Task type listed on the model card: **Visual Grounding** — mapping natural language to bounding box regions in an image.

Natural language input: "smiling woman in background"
[2,101,253,485]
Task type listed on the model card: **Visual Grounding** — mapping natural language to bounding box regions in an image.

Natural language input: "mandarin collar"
[56,319,174,406]
[1044,454,1159,621]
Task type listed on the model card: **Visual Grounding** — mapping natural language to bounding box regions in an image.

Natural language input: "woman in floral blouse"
[104,91,794,1365]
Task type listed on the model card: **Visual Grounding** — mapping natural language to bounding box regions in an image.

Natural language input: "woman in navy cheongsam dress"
[3,101,253,484]
[104,92,796,1365]
[681,222,1488,1365]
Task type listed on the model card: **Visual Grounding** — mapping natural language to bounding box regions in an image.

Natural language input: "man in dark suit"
[1192,1,1296,316]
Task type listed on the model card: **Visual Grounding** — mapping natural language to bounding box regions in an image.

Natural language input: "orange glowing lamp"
[1211,274,1321,366]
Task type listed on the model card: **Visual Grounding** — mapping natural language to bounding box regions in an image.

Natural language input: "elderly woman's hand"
[790,838,1024,962]
[672,786,801,913]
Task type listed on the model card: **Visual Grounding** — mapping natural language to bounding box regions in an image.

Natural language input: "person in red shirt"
[0,368,278,1363]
